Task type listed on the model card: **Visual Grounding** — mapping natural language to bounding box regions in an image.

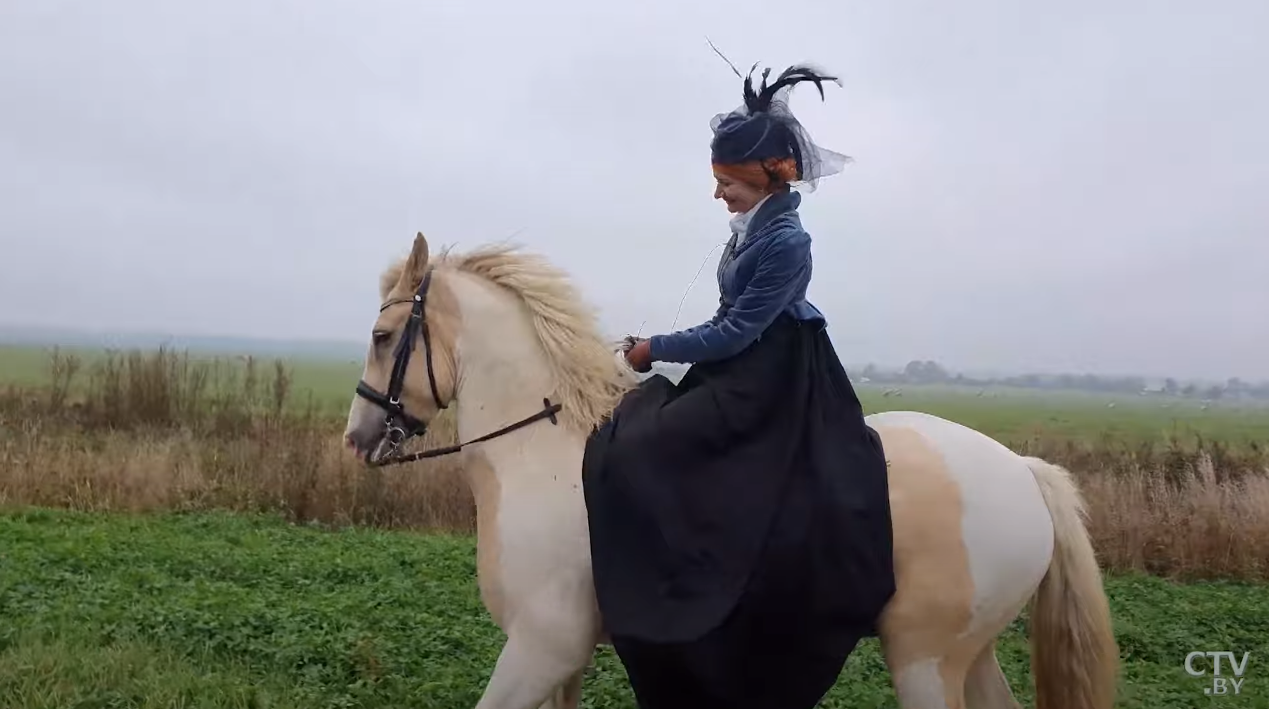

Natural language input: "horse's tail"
[1023,456,1119,709]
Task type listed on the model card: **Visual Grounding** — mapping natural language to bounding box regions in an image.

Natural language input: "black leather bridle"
[353,268,563,467]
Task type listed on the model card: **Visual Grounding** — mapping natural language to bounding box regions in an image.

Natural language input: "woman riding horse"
[581,64,897,709]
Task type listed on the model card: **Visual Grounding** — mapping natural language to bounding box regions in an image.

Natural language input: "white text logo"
[1185,651,1250,696]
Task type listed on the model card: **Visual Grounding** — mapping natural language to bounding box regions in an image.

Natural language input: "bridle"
[353,267,562,467]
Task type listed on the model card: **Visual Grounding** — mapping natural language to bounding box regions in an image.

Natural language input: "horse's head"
[345,231,642,465]
[344,232,459,464]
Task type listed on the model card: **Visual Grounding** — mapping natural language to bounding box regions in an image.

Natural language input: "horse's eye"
[372,331,391,346]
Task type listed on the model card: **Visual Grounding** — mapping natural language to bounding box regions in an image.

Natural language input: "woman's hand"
[624,339,654,373]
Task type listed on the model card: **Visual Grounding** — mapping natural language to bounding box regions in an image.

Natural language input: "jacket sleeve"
[671,300,725,337]
[648,231,811,364]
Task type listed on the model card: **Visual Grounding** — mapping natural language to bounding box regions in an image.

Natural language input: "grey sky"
[2,0,1265,381]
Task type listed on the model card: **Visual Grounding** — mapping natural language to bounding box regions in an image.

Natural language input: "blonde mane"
[381,243,636,433]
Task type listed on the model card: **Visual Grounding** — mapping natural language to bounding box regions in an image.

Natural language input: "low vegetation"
[2,510,1265,709]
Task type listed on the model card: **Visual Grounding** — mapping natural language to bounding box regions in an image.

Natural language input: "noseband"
[353,267,562,467]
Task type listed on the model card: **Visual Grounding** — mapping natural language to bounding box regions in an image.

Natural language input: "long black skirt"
[581,315,897,709]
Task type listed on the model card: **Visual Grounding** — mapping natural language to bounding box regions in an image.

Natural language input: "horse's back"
[864,410,1056,660]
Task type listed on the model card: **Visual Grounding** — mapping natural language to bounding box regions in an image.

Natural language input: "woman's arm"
[673,300,726,337]
[647,231,811,364]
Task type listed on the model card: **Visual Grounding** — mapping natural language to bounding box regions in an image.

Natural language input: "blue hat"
[709,64,851,191]
[710,110,800,165]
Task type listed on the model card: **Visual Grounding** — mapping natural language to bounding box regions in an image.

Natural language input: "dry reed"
[2,347,1267,581]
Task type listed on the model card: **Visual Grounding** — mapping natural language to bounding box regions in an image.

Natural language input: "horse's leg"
[881,638,968,709]
[964,642,1020,709]
[537,668,585,709]
[885,587,1040,709]
[475,628,594,709]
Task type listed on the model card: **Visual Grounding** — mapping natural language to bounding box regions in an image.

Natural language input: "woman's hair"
[713,156,799,193]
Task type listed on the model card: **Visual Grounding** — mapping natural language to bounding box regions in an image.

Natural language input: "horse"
[342,232,1119,709]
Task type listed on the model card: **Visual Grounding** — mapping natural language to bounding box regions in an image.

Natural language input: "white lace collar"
[728,194,772,245]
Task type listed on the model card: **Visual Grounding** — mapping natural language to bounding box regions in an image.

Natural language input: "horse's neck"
[449,274,585,490]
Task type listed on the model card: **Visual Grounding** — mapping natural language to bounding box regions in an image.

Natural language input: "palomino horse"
[343,233,1119,709]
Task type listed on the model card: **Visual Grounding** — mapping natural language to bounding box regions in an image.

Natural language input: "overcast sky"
[1,0,1265,380]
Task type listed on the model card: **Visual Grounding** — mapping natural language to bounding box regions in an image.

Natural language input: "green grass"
[1,510,1264,708]
[0,346,58,388]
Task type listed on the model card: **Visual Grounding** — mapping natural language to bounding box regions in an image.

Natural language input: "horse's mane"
[381,243,636,433]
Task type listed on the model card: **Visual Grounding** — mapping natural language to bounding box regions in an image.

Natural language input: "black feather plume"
[742,64,839,114]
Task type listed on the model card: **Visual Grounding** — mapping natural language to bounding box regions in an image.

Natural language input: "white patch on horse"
[892,658,952,709]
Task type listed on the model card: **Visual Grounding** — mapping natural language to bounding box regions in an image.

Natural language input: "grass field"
[2,343,1267,707]
[1,509,1265,709]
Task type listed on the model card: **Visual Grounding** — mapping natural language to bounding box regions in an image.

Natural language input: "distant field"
[1,509,1264,709]
[855,382,1269,446]
[4,343,1268,446]
[0,344,363,418]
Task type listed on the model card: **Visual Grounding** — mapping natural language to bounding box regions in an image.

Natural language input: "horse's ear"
[399,231,431,290]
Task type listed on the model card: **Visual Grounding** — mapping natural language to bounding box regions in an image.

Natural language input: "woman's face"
[713,171,767,214]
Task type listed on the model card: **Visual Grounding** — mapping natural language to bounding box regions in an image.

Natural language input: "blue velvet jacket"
[649,190,825,364]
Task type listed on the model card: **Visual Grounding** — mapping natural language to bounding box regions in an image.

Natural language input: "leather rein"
[353,268,562,467]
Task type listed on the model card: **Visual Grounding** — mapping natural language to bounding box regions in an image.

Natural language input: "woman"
[581,64,896,709]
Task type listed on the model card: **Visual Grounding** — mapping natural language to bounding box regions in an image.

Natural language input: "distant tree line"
[849,360,1269,401]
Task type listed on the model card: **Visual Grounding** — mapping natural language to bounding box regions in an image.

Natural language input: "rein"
[353,267,562,467]
[367,397,562,465]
